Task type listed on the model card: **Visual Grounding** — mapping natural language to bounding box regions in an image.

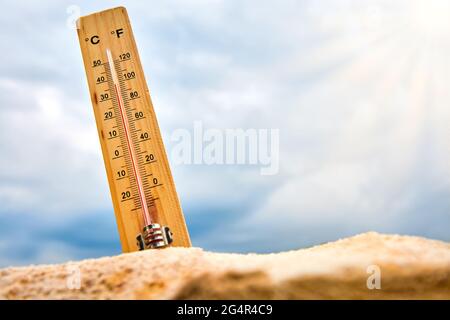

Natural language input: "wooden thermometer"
[77,7,191,252]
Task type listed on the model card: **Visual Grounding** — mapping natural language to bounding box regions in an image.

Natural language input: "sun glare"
[409,0,450,37]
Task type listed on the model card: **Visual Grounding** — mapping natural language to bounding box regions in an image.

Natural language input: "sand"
[0,232,448,299]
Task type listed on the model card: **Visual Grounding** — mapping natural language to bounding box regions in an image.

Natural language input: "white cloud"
[0,78,109,215]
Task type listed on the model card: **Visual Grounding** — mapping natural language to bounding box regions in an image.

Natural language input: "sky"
[0,0,449,267]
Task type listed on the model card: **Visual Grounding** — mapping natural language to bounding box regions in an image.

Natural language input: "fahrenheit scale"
[77,7,191,251]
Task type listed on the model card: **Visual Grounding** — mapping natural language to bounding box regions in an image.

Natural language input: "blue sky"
[0,0,449,267]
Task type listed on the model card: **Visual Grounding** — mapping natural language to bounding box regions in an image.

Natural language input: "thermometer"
[77,7,191,251]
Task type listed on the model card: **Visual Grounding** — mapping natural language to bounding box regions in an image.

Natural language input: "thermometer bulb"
[136,223,173,250]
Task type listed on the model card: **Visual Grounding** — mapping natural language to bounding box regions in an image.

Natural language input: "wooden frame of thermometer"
[77,7,191,252]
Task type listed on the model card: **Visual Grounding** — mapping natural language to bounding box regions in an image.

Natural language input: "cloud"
[0,0,449,266]
[0,79,109,215]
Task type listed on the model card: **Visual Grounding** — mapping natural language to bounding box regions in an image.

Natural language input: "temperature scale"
[77,7,191,252]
